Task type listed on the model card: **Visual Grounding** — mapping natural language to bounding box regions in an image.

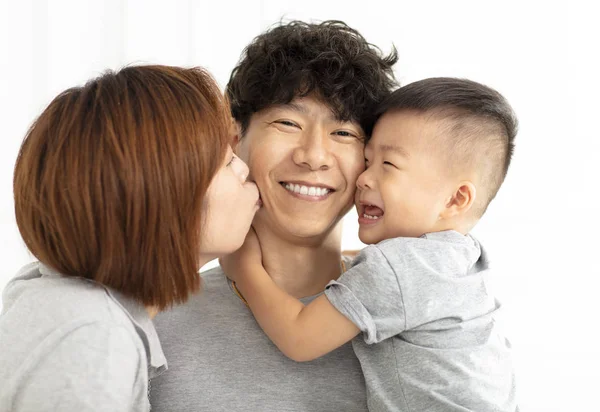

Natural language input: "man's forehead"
[267,98,359,126]
[274,101,311,115]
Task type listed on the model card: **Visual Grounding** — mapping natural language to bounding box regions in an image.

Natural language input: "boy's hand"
[342,249,361,259]
[220,227,263,283]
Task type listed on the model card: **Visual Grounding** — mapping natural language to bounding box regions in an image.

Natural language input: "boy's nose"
[356,169,374,190]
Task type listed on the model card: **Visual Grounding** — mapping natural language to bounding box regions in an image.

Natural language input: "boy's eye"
[383,161,396,168]
[227,155,236,166]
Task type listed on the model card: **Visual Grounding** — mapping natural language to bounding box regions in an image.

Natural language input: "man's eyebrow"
[379,144,410,158]
[275,102,309,115]
[276,102,344,124]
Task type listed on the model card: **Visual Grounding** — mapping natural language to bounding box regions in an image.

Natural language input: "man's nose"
[292,129,334,171]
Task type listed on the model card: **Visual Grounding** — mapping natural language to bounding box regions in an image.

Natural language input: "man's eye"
[333,130,357,138]
[275,120,299,128]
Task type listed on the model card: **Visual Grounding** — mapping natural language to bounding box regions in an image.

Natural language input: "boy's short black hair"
[226,20,399,135]
[375,77,518,215]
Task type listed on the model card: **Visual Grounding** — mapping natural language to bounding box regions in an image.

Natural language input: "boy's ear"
[440,181,476,219]
[230,119,242,152]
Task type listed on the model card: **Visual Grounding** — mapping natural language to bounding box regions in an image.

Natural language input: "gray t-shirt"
[0,262,167,412]
[149,258,368,412]
[325,230,518,412]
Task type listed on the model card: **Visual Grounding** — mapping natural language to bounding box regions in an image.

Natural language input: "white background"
[1,1,598,410]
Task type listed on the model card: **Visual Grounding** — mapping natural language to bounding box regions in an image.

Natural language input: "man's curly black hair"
[226,20,399,136]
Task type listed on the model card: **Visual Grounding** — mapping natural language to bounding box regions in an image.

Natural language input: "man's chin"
[255,209,343,241]
[286,225,335,239]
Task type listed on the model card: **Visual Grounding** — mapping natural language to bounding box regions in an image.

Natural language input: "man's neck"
[254,223,344,299]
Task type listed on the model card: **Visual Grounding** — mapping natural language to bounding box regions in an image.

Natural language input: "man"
[150,20,398,411]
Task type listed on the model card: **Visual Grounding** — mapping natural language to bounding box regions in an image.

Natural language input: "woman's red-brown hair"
[13,65,230,310]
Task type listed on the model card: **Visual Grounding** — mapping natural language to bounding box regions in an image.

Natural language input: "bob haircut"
[13,65,230,310]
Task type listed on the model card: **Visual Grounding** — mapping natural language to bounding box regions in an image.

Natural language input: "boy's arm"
[236,267,360,362]
[220,228,360,362]
[342,249,361,258]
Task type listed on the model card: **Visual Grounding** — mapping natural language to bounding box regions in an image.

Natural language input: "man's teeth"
[284,183,330,197]
[363,213,381,220]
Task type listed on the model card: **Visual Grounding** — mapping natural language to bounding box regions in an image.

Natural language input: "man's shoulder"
[150,264,368,412]
[199,265,227,289]
[153,265,248,332]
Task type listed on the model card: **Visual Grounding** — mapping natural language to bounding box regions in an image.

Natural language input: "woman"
[0,65,259,411]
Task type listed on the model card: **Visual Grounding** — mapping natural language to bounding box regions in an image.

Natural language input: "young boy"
[222,77,519,411]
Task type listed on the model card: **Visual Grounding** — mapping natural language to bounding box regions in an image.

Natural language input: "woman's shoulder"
[0,265,145,394]
[1,262,142,341]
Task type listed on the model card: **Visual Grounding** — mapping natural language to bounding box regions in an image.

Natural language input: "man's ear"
[440,181,476,219]
[230,119,242,152]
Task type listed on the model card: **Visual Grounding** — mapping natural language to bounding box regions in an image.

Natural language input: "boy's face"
[236,96,366,241]
[355,111,454,243]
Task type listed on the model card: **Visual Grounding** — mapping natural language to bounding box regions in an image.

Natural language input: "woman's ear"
[440,181,477,220]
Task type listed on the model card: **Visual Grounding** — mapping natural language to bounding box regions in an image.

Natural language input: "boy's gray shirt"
[0,262,167,412]
[149,256,368,412]
[325,230,517,412]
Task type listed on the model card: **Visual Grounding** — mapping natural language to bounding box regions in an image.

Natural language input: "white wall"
[1,1,598,410]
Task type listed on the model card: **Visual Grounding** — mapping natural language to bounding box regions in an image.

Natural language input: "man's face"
[236,96,365,241]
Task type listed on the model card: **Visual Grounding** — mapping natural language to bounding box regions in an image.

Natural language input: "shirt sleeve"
[324,245,406,344]
[14,322,145,412]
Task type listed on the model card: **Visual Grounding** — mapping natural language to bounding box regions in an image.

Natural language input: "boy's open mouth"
[361,204,384,220]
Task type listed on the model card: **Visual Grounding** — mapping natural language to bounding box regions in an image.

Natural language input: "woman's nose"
[238,157,250,182]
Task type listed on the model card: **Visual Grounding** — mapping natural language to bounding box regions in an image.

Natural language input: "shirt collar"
[421,229,477,247]
[38,263,168,378]
[107,289,168,378]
